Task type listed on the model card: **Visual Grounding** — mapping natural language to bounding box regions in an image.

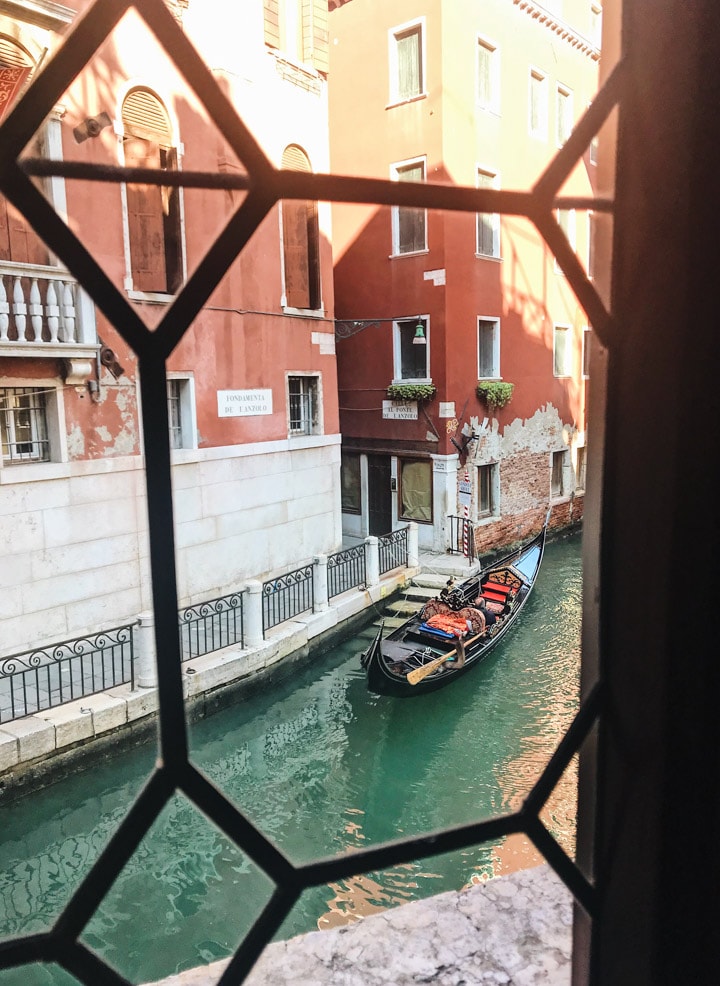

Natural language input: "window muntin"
[341,453,361,513]
[556,84,573,146]
[281,145,321,311]
[392,158,427,255]
[478,318,500,378]
[553,324,572,377]
[529,68,548,139]
[590,3,602,46]
[0,387,50,463]
[288,375,320,436]
[477,462,498,517]
[394,317,429,380]
[476,169,500,258]
[399,459,432,522]
[476,37,499,112]
[121,88,183,296]
[390,21,424,102]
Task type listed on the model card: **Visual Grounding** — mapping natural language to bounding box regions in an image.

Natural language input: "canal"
[0,530,582,985]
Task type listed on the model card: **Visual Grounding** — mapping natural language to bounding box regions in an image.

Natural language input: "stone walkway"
[145,864,573,986]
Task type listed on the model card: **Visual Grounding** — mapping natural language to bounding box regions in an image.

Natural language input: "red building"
[329,0,600,553]
[0,0,339,655]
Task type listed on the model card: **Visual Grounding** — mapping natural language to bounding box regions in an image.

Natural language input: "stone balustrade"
[0,261,97,353]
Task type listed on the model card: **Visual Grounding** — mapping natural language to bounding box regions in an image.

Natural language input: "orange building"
[0,0,339,654]
[329,0,600,553]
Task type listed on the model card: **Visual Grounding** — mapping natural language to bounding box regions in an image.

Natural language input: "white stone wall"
[1,438,342,656]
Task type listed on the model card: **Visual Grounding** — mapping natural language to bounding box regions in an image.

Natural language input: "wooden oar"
[406,632,483,686]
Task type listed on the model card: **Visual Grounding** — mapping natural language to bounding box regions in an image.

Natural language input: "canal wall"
[143,863,573,986]
[0,564,417,801]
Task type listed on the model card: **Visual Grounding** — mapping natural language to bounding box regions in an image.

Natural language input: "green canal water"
[0,531,582,985]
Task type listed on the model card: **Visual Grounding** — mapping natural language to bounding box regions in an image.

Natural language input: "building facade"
[0,0,340,656]
[329,0,600,553]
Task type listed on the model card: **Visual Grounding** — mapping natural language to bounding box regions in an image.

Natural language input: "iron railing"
[378,526,408,574]
[262,565,314,633]
[0,624,135,724]
[327,544,366,598]
[178,590,245,661]
[447,515,477,562]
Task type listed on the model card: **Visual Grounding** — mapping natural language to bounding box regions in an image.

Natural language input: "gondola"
[361,514,549,697]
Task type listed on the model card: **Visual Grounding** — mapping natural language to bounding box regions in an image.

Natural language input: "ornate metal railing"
[448,515,477,562]
[0,262,97,350]
[262,565,314,633]
[327,544,366,598]
[0,624,135,724]
[178,590,245,661]
[378,526,408,575]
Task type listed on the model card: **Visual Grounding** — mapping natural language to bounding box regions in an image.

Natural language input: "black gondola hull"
[362,520,549,697]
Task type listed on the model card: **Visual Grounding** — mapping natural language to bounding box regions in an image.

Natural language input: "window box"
[386,383,436,402]
[476,381,514,410]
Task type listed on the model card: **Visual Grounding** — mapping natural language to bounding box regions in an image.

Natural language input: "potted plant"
[476,380,514,410]
[386,383,437,402]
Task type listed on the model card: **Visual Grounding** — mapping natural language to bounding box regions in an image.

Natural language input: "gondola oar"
[406,632,484,685]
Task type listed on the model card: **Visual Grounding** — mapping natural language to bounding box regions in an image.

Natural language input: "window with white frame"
[582,327,592,378]
[555,207,576,273]
[590,3,603,46]
[553,325,573,377]
[556,84,573,146]
[476,169,500,258]
[394,317,429,380]
[587,212,595,278]
[476,37,499,112]
[551,449,570,498]
[281,145,321,311]
[288,375,320,436]
[166,375,197,450]
[477,462,499,517]
[529,68,548,139]
[391,159,427,255]
[389,21,424,102]
[478,318,500,378]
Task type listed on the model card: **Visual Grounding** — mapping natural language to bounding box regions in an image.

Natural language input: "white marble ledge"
[144,864,573,986]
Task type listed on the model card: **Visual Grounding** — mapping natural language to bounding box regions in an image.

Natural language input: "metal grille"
[0,386,50,463]
[327,544,366,598]
[262,565,314,632]
[178,591,245,660]
[378,526,408,574]
[288,375,317,434]
[0,625,135,724]
[0,0,625,981]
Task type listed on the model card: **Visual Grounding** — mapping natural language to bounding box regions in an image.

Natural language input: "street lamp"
[334,316,427,344]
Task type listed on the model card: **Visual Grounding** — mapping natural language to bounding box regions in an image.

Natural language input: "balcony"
[0,261,97,361]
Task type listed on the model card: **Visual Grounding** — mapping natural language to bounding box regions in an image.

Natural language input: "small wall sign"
[382,401,418,420]
[217,389,273,417]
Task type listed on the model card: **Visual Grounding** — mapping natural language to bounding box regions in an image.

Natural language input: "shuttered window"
[393,160,426,255]
[0,40,48,264]
[122,89,183,294]
[281,145,321,311]
[263,0,328,73]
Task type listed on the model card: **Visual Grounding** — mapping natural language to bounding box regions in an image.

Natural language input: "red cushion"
[484,581,511,595]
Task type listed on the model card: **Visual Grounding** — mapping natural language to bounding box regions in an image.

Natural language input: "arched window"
[121,88,183,295]
[281,145,321,311]
[0,35,46,265]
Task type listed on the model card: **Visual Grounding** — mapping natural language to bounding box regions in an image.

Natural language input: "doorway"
[367,455,393,536]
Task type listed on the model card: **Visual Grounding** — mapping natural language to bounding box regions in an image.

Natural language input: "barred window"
[0,387,50,463]
[288,375,319,435]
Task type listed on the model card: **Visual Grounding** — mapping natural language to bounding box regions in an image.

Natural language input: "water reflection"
[0,533,582,984]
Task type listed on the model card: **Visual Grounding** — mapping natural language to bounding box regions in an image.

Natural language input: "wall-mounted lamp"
[334,315,427,344]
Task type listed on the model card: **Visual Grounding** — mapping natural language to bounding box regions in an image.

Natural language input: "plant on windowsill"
[386,383,437,402]
[476,380,515,410]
